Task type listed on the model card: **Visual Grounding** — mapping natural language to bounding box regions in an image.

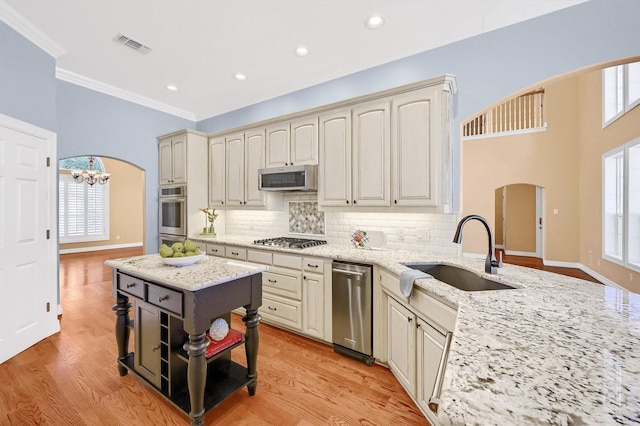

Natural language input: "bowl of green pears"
[159,239,205,266]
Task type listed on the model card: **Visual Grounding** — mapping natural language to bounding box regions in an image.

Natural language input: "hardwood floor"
[0,248,428,426]
[497,249,601,284]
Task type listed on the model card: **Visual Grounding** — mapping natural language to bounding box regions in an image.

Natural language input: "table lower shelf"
[119,353,254,416]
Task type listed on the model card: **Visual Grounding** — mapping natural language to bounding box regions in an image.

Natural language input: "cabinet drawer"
[117,273,145,299]
[206,243,225,257]
[411,289,457,334]
[225,246,247,260]
[262,268,302,300]
[303,257,324,272]
[247,249,273,265]
[147,283,183,316]
[260,294,302,330]
[273,253,302,269]
[194,241,207,253]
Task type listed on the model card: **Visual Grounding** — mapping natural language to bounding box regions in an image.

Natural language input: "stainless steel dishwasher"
[332,261,374,365]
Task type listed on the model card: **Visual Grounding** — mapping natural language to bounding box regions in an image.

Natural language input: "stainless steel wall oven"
[159,185,186,237]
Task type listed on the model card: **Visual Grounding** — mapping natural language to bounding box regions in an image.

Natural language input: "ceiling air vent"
[114,33,151,54]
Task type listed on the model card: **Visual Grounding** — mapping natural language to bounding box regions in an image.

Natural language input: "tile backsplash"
[288,202,325,235]
[222,194,460,255]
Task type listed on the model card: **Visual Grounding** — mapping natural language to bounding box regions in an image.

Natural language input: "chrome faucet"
[453,214,502,274]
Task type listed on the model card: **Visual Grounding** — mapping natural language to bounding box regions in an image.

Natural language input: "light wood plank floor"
[0,248,429,426]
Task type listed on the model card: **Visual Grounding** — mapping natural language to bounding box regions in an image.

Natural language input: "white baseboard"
[578,266,624,289]
[60,242,143,255]
[505,250,537,257]
[542,259,582,268]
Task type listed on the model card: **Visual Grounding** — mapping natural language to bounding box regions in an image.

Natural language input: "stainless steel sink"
[402,263,515,292]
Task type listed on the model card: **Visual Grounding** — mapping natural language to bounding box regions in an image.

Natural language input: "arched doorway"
[58,156,146,254]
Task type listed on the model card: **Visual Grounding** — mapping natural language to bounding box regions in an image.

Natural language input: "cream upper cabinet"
[225,133,245,206]
[352,99,391,206]
[208,136,225,207]
[244,129,266,206]
[224,130,266,207]
[265,122,290,168]
[318,109,352,206]
[265,116,318,168]
[159,134,187,185]
[392,87,443,207]
[319,100,390,207]
[290,116,318,166]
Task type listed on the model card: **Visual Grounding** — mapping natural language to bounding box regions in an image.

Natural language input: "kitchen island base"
[108,258,263,426]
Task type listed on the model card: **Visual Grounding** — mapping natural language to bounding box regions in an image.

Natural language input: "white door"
[0,114,59,364]
[536,186,545,258]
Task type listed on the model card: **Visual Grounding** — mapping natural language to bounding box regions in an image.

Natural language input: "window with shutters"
[58,157,110,243]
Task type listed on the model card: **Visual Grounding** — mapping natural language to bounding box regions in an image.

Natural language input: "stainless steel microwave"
[258,164,318,191]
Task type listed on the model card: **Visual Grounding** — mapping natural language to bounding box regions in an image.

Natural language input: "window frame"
[602,61,640,128]
[58,157,110,244]
[602,138,640,272]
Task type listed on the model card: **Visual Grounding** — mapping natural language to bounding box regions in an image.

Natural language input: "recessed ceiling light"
[365,15,384,29]
[234,73,247,81]
[295,46,309,57]
[166,85,178,91]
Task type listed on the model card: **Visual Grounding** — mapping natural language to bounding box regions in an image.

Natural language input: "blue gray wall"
[2,0,640,253]
[56,80,194,251]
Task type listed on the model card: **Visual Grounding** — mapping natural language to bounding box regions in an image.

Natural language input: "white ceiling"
[2,0,586,121]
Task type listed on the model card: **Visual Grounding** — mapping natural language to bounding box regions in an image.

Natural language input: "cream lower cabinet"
[388,297,417,394]
[382,268,457,424]
[302,257,325,339]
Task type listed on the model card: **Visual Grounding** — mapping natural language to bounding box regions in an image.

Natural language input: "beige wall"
[462,76,581,263]
[462,64,640,292]
[577,70,640,292]
[60,157,145,252]
[505,184,536,253]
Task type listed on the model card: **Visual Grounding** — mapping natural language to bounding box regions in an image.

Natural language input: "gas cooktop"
[253,237,327,249]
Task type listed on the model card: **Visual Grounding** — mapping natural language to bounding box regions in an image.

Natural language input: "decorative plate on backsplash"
[351,230,386,249]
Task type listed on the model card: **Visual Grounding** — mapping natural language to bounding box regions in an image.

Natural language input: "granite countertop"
[105,254,267,292]
[192,234,640,425]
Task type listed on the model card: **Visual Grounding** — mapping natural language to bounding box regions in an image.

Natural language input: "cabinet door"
[388,297,416,396]
[225,133,245,206]
[290,116,318,166]
[265,122,290,168]
[302,272,324,339]
[158,139,174,185]
[392,89,437,206]
[417,317,446,421]
[134,300,162,388]
[244,129,266,206]
[209,136,226,206]
[318,109,352,206]
[171,135,188,184]
[352,100,390,206]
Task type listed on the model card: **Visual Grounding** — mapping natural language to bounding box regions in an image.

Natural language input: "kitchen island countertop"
[192,234,640,425]
[105,253,267,292]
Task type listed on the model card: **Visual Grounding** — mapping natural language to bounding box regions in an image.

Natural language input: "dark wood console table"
[106,255,264,426]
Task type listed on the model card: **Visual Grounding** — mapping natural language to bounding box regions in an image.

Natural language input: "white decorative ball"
[209,317,229,341]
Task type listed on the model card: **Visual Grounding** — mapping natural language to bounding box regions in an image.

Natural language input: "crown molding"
[0,1,67,57]
[56,68,197,121]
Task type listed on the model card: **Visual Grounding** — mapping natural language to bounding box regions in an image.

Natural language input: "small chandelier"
[70,156,111,186]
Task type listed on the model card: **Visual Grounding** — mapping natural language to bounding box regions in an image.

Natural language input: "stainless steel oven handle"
[332,268,365,277]
[428,331,453,413]
[160,197,186,202]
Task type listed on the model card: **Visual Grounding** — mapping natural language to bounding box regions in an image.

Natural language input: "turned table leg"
[112,295,131,376]
[183,332,209,426]
[243,308,261,396]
